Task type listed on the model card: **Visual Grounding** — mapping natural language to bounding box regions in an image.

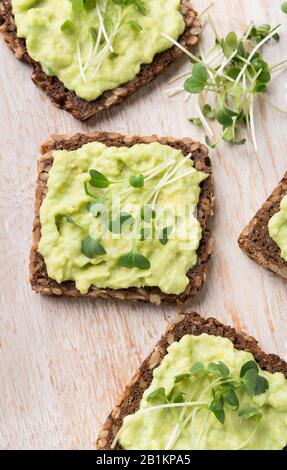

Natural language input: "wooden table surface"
[1,0,287,450]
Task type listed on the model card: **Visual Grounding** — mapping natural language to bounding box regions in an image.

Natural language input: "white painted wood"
[0,0,287,450]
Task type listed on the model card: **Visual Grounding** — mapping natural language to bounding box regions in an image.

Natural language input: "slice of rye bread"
[96,311,287,450]
[238,172,287,281]
[29,131,214,306]
[0,0,201,121]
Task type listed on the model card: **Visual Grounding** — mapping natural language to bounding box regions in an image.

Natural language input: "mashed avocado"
[268,195,287,261]
[38,142,208,295]
[118,334,287,450]
[12,0,185,101]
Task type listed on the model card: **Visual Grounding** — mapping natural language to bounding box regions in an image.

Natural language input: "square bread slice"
[96,311,287,450]
[238,173,287,280]
[29,132,214,306]
[0,0,201,121]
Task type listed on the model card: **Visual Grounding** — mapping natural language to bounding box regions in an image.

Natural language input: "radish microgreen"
[282,2,287,14]
[133,359,270,450]
[81,236,107,258]
[163,16,286,151]
[63,0,146,81]
[118,249,151,270]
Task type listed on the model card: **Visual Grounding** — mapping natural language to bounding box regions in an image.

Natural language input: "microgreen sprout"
[113,359,269,450]
[162,17,286,151]
[282,2,287,14]
[63,0,146,81]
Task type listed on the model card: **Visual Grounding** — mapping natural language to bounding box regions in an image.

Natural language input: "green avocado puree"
[38,141,208,295]
[268,195,287,261]
[12,0,185,101]
[118,334,287,450]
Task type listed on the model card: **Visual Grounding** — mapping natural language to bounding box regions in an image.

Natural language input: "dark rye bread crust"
[97,312,287,450]
[0,0,201,121]
[30,132,213,304]
[238,173,287,281]
[30,132,213,305]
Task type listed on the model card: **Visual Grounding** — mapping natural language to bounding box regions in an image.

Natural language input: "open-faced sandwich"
[97,312,287,450]
[239,173,287,281]
[0,0,201,120]
[30,132,213,305]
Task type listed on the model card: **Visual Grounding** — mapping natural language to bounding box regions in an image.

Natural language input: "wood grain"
[0,0,287,450]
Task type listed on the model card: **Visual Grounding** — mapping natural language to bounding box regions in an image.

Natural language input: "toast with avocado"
[30,132,213,305]
[239,173,287,281]
[97,312,287,450]
[0,0,201,121]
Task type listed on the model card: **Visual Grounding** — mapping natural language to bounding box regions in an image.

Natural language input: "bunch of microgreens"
[112,359,269,450]
[61,0,146,82]
[62,152,195,268]
[162,14,287,151]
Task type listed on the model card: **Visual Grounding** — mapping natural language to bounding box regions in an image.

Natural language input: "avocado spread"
[38,142,208,295]
[268,195,287,261]
[118,334,287,450]
[12,0,185,101]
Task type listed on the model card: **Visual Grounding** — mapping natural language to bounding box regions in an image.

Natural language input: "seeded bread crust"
[0,0,201,121]
[238,173,287,280]
[96,312,287,450]
[29,131,213,306]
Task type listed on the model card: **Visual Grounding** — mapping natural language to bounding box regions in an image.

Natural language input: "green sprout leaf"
[147,387,166,402]
[222,31,238,58]
[81,236,106,258]
[140,227,151,241]
[225,390,239,409]
[129,174,145,188]
[61,19,76,34]
[63,215,82,228]
[242,368,258,397]
[141,205,156,223]
[210,396,225,424]
[159,226,173,246]
[208,362,230,379]
[238,407,263,421]
[240,361,259,378]
[184,64,208,94]
[128,20,143,32]
[70,0,85,14]
[203,104,216,120]
[89,26,98,42]
[190,362,205,376]
[189,118,202,127]
[168,390,185,404]
[282,2,287,14]
[118,250,151,270]
[255,375,269,395]
[109,212,134,234]
[89,170,111,188]
[174,373,191,384]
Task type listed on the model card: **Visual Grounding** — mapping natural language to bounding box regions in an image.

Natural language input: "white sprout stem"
[270,58,287,71]
[96,2,113,52]
[163,87,184,97]
[215,22,254,78]
[194,413,210,450]
[195,95,214,136]
[83,42,94,72]
[84,21,104,72]
[263,96,287,115]
[161,32,235,84]
[133,401,208,418]
[168,71,191,85]
[250,94,258,152]
[160,169,196,188]
[198,2,215,18]
[150,156,189,207]
[234,25,282,86]
[76,42,87,82]
[234,422,260,450]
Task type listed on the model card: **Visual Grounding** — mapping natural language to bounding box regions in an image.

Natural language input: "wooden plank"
[0,0,287,449]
